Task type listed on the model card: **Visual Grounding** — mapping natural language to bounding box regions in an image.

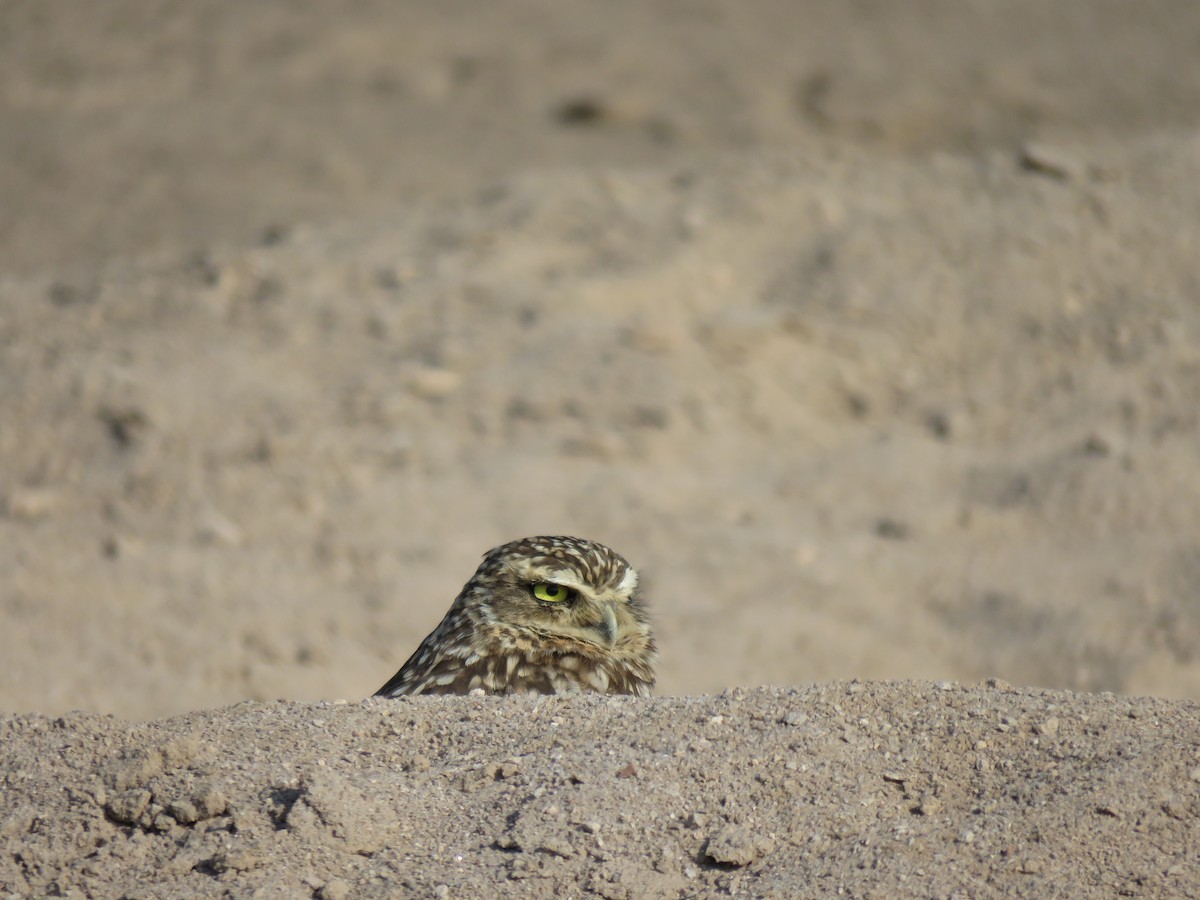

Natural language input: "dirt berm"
[3,683,1197,897]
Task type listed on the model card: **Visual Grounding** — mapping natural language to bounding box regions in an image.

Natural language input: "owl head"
[469,535,650,652]
[376,535,657,697]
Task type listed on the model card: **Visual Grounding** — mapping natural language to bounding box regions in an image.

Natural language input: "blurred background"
[3,1,1200,718]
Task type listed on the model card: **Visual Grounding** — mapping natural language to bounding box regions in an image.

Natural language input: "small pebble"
[318,878,351,900]
[1033,717,1059,737]
[1161,797,1187,820]
[167,800,199,825]
[704,825,775,867]
[406,368,461,400]
[2,488,60,521]
[874,517,910,540]
[407,754,432,773]
[105,789,152,825]
[1017,143,1080,181]
[915,796,942,816]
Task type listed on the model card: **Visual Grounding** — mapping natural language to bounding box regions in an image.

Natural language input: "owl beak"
[596,602,620,648]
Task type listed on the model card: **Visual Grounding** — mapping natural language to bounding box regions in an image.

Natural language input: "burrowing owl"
[375,536,656,697]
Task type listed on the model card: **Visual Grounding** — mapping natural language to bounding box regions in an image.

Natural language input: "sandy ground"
[3,1,1200,896]
[4,684,1200,898]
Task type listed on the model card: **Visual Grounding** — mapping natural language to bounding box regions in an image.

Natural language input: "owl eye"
[531,582,573,603]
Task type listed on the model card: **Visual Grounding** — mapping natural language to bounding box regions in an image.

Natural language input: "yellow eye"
[532,582,571,603]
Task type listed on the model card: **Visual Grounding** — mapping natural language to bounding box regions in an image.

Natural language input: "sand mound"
[4,684,1198,897]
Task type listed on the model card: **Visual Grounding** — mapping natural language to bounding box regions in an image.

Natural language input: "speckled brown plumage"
[375,536,656,697]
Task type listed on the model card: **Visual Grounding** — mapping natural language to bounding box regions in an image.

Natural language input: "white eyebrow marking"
[618,566,638,594]
[512,561,589,592]
[547,574,591,595]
